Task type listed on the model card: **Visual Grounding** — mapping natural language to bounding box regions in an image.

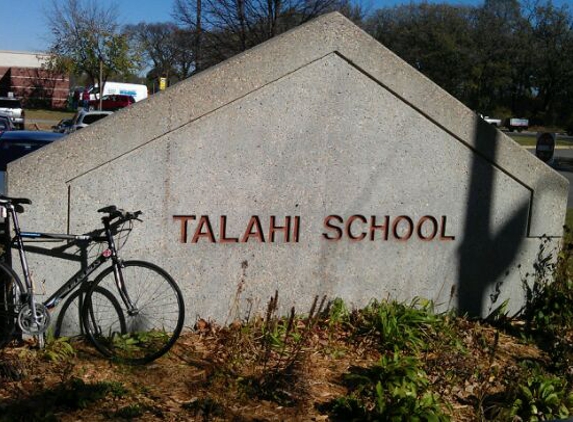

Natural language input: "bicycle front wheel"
[0,262,23,348]
[82,261,185,364]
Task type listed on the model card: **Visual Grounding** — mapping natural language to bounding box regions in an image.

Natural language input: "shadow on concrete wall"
[456,119,530,316]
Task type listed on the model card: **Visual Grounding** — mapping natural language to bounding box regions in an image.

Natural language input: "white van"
[89,82,148,103]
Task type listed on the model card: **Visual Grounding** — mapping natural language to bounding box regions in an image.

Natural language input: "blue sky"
[0,0,569,52]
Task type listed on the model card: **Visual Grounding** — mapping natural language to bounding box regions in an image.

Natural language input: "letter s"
[323,215,343,241]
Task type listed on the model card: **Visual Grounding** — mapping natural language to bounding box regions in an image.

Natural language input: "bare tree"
[126,22,196,87]
[173,0,345,71]
[173,0,205,73]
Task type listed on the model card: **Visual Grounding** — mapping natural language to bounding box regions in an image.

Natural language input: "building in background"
[0,51,69,109]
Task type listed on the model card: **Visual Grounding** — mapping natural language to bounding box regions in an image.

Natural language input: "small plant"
[114,403,145,419]
[232,292,327,406]
[183,397,225,419]
[41,332,76,363]
[357,298,441,352]
[326,297,351,326]
[0,350,25,382]
[330,351,450,421]
[500,365,573,421]
[520,231,573,371]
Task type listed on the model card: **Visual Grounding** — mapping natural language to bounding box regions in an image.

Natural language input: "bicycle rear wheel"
[55,286,125,339]
[82,261,185,364]
[0,262,23,348]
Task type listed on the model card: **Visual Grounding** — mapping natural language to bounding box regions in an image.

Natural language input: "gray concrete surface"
[7,13,569,323]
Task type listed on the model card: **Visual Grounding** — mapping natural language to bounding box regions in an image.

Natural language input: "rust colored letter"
[191,215,216,243]
[269,216,291,243]
[439,216,455,241]
[369,215,389,241]
[345,215,367,241]
[293,216,300,243]
[416,216,438,241]
[392,215,414,241]
[241,216,266,243]
[219,215,238,243]
[323,215,343,241]
[173,215,196,243]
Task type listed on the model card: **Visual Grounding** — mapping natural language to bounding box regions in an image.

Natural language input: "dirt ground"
[0,315,552,422]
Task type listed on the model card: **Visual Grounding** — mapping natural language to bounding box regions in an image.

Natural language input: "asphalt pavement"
[551,150,573,206]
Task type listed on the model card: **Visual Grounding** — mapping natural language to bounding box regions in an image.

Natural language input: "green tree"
[528,1,573,125]
[44,0,142,101]
[365,3,475,102]
[467,0,529,115]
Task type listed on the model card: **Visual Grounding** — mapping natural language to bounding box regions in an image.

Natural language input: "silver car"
[67,109,112,133]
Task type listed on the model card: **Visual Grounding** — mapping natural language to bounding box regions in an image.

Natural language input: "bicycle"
[0,195,185,364]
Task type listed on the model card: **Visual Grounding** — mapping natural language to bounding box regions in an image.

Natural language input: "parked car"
[504,117,529,132]
[0,112,16,132]
[52,118,73,133]
[67,110,113,133]
[0,97,25,129]
[88,94,135,111]
[0,130,64,194]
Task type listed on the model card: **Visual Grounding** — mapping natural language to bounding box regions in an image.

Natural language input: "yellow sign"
[159,77,167,91]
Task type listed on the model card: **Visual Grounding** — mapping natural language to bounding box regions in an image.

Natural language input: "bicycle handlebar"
[97,205,143,223]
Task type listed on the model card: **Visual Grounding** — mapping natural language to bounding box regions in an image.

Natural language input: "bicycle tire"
[55,286,125,340]
[0,262,23,348]
[82,261,185,364]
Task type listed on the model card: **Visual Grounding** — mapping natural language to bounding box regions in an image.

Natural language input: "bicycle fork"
[112,261,138,316]
[101,219,138,317]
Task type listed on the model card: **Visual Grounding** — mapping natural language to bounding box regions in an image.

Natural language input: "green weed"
[326,297,351,326]
[520,231,573,372]
[41,331,76,363]
[330,351,450,421]
[113,403,145,419]
[496,364,573,421]
[357,298,442,352]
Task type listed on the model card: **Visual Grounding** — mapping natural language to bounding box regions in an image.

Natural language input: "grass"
[567,209,573,228]
[508,133,537,147]
[507,132,573,148]
[26,109,75,122]
[24,109,76,131]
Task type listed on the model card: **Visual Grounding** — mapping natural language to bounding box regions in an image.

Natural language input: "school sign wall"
[7,13,568,321]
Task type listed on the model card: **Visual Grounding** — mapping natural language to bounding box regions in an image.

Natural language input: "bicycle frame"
[5,203,137,329]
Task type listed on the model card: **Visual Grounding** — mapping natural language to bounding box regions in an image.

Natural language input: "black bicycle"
[0,195,185,364]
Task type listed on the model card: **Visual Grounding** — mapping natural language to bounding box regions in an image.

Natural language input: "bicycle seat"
[0,195,32,205]
[98,205,119,213]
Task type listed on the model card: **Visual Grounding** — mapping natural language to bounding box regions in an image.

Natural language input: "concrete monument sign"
[7,13,568,322]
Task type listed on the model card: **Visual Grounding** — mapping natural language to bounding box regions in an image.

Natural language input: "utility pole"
[99,57,103,111]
